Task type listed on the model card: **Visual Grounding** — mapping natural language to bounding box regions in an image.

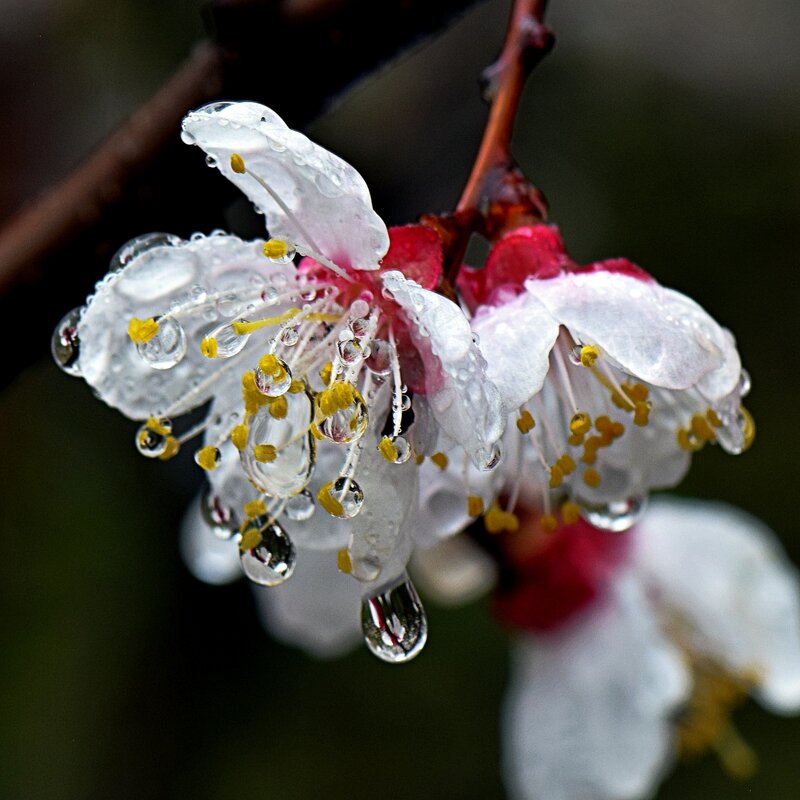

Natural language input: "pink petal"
[379,225,443,290]
[575,257,654,283]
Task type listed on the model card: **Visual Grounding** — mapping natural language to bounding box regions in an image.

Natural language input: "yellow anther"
[254,443,277,463]
[569,412,592,436]
[557,454,576,475]
[467,495,484,517]
[258,354,286,379]
[230,423,249,451]
[561,501,581,525]
[623,381,650,402]
[242,370,270,416]
[517,409,536,434]
[128,317,159,345]
[633,401,651,427]
[230,153,246,174]
[549,464,564,488]
[691,413,716,442]
[740,406,755,451]
[378,436,399,463]
[336,548,353,574]
[611,390,632,410]
[239,527,262,552]
[568,432,585,447]
[583,468,602,488]
[232,308,301,336]
[677,428,703,452]
[595,415,613,434]
[317,482,344,517]
[415,454,425,465]
[707,408,723,427]
[268,395,288,420]
[430,452,449,470]
[579,345,600,367]
[288,379,305,394]
[317,381,356,418]
[158,436,180,460]
[145,416,171,436]
[319,361,333,386]
[244,498,267,519]
[195,445,221,471]
[263,238,290,260]
[540,514,558,531]
[484,503,520,534]
[611,421,625,438]
[200,337,218,358]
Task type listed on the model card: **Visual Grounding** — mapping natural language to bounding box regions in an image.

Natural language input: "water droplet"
[350,299,370,319]
[136,316,187,369]
[190,284,208,302]
[361,576,428,664]
[298,285,317,302]
[322,477,364,518]
[582,496,646,532]
[265,243,297,264]
[568,344,583,365]
[135,418,172,458]
[240,518,296,586]
[261,286,279,305]
[216,291,244,318]
[241,392,315,497]
[337,338,363,365]
[206,320,250,358]
[400,394,412,412]
[180,130,196,145]
[738,369,751,398]
[255,357,292,396]
[194,446,222,469]
[349,317,370,339]
[201,489,237,539]
[365,339,392,376]
[279,326,300,346]
[51,307,84,376]
[284,489,315,521]
[205,154,218,168]
[112,232,182,269]
[383,435,412,464]
[319,395,369,445]
[478,443,501,471]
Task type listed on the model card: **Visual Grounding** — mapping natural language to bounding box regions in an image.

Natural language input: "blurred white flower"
[502,496,800,800]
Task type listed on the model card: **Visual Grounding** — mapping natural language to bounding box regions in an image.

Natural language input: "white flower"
[53,101,504,663]
[502,496,800,800]
[456,224,754,535]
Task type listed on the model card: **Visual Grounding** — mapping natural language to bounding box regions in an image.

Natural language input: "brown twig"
[437,0,554,292]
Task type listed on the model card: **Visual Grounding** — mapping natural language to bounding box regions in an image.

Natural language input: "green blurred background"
[1,0,799,797]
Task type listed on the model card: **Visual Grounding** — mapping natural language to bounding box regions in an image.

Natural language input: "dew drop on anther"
[135,418,172,458]
[361,576,428,664]
[255,357,292,397]
[582,496,646,533]
[136,316,187,369]
[205,320,250,358]
[322,477,364,519]
[51,307,84,376]
[240,518,297,586]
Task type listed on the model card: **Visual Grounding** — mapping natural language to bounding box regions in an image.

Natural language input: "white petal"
[179,498,242,585]
[527,272,739,395]
[252,546,362,658]
[504,574,689,800]
[382,270,504,468]
[78,234,292,419]
[182,102,389,270]
[636,496,800,712]
[472,292,560,411]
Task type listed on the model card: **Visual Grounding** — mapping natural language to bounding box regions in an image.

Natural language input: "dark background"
[1,1,799,797]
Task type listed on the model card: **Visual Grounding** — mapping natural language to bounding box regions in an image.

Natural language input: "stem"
[439,0,553,290]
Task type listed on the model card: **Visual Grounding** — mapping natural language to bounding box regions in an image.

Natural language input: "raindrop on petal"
[240,517,296,586]
[581,496,646,532]
[51,307,84,376]
[136,316,187,369]
[361,576,428,663]
[111,232,182,269]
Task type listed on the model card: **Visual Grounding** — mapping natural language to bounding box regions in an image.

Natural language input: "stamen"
[231,423,248,451]
[467,495,484,516]
[336,548,353,574]
[561,501,581,524]
[517,408,536,434]
[430,452,449,470]
[128,317,159,345]
[484,503,520,533]
[195,445,221,471]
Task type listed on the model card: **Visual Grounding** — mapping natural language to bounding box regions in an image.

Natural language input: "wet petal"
[182,101,389,270]
[503,574,689,800]
[379,225,443,289]
[472,291,560,412]
[382,270,504,468]
[78,234,291,419]
[636,496,800,712]
[527,271,739,395]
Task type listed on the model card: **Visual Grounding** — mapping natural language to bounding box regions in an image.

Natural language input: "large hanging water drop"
[111,232,183,270]
[365,339,393,377]
[361,576,428,664]
[201,489,238,540]
[51,307,84,376]
[319,476,364,519]
[582,496,646,533]
[204,320,250,358]
[136,316,187,369]
[284,490,315,521]
[255,356,292,396]
[240,517,297,586]
[319,394,369,445]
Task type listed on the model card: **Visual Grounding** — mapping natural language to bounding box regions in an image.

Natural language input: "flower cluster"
[52,101,800,798]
